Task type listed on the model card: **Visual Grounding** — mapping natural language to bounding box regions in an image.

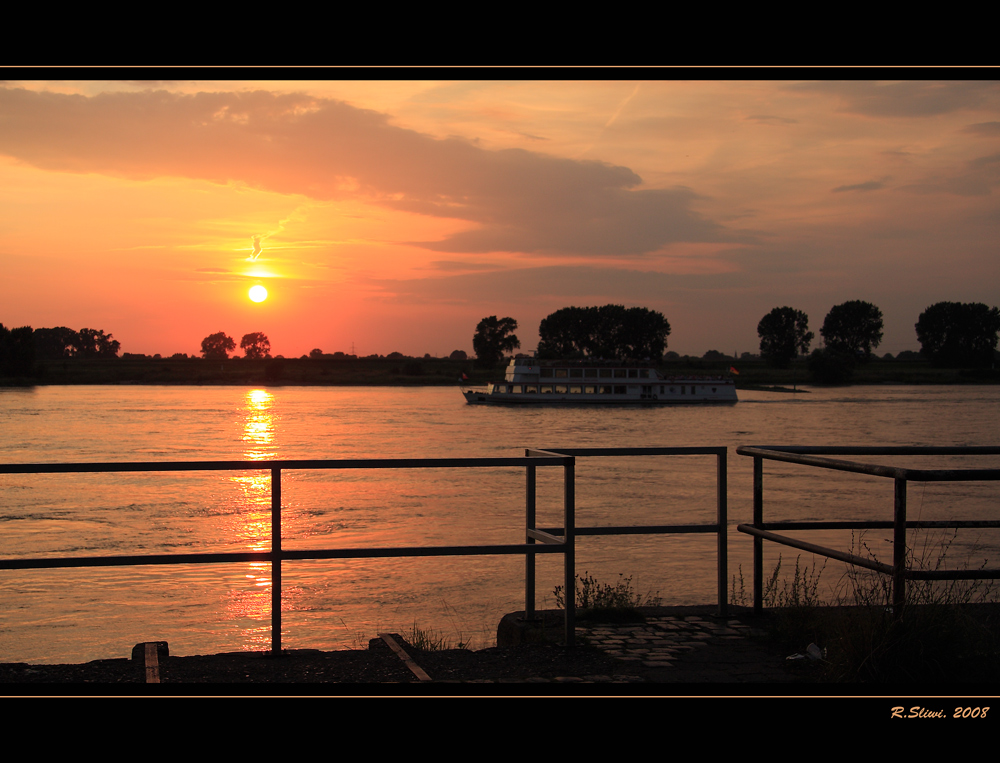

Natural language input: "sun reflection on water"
[224,388,279,648]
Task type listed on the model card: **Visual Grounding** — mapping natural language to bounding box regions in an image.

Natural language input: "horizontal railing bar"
[743,446,1000,456]
[532,447,726,457]
[576,524,719,536]
[0,543,568,570]
[539,524,718,536]
[737,446,1000,481]
[0,456,572,475]
[737,524,895,574]
[738,525,1000,581]
[907,568,1000,580]
[757,520,1000,530]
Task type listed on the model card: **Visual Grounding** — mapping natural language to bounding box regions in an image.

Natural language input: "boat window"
[511,385,521,393]
[628,369,638,379]
[555,368,568,378]
[569,385,583,393]
[525,385,538,393]
[614,385,626,394]
[712,388,716,393]
[599,368,613,378]
[584,385,596,394]
[555,384,568,394]
[660,386,665,394]
[569,368,583,378]
[639,369,650,378]
[614,369,626,378]
[541,385,553,393]
[600,385,612,394]
[541,368,554,378]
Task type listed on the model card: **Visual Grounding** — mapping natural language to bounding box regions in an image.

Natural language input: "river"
[1,384,998,663]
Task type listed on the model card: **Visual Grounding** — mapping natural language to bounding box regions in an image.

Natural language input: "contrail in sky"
[250,235,262,260]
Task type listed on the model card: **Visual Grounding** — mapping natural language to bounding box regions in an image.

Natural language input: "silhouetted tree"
[758,307,813,368]
[201,332,236,360]
[76,328,120,358]
[915,302,1000,367]
[0,324,35,377]
[536,305,669,360]
[34,326,81,359]
[449,349,468,361]
[309,348,324,359]
[241,332,271,360]
[473,316,520,367]
[821,301,883,362]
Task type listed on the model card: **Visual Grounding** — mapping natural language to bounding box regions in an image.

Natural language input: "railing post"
[717,449,728,617]
[525,459,536,620]
[753,455,763,615]
[564,457,575,648]
[893,477,907,612]
[271,467,282,655]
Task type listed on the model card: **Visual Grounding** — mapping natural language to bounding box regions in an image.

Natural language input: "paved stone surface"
[576,613,805,683]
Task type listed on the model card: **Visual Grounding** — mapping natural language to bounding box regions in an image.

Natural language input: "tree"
[33,326,81,359]
[241,332,271,360]
[757,307,813,368]
[915,302,1000,367]
[309,348,324,359]
[76,328,120,358]
[201,332,236,360]
[536,305,670,361]
[473,316,520,367]
[0,324,35,377]
[449,349,468,361]
[820,300,884,361]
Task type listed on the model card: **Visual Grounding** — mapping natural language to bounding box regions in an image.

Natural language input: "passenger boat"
[461,358,737,405]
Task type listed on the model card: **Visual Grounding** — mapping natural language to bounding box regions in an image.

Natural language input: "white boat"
[462,359,738,405]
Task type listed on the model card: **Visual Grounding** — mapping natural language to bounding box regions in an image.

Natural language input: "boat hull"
[462,388,737,405]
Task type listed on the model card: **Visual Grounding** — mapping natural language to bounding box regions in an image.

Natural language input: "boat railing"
[736,446,1000,613]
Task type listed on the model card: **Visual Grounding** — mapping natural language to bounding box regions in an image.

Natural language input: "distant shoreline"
[2,356,997,388]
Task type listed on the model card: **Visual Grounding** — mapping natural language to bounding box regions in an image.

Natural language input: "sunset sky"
[1,77,998,359]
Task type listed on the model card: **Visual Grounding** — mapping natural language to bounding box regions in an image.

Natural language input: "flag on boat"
[461,373,469,381]
[729,366,740,375]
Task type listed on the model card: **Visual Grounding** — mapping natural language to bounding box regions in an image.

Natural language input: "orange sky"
[1,77,998,358]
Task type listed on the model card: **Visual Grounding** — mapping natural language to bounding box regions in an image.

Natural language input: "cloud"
[794,81,1000,117]
[832,179,887,193]
[963,121,1000,135]
[0,86,733,258]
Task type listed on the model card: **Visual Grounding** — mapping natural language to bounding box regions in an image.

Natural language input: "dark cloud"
[900,151,1000,197]
[832,180,887,193]
[963,121,1000,135]
[0,86,733,257]
[745,115,797,125]
[793,81,1000,117]
[369,265,748,306]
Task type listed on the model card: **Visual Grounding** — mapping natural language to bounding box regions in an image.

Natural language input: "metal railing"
[0,455,578,651]
[736,446,1000,613]
[525,447,728,620]
[1,448,731,656]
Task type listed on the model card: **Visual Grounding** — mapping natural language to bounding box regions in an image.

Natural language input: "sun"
[248,285,268,303]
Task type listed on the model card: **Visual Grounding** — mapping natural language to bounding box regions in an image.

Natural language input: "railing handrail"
[2,447,731,659]
[738,445,1000,613]
[0,455,572,475]
[737,445,1000,481]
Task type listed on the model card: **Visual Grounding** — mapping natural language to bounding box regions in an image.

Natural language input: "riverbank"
[2,356,996,387]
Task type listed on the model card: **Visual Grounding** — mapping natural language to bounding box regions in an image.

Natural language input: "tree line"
[0,325,121,378]
[471,300,1000,376]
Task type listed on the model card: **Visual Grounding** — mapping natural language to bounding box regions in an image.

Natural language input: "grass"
[405,622,469,652]
[553,572,662,623]
[736,534,1000,683]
